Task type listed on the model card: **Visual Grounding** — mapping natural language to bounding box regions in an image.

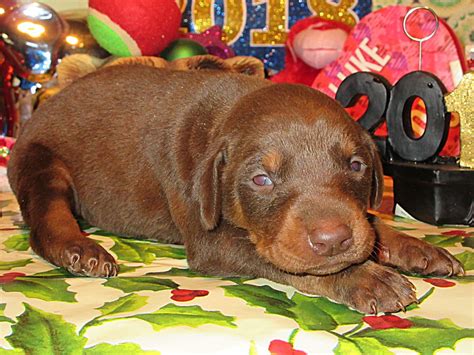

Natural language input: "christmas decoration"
[160,39,208,61]
[182,26,235,59]
[87,0,181,57]
[181,0,372,72]
[271,17,351,86]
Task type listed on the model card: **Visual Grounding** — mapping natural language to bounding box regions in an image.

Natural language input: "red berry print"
[171,289,209,302]
[268,340,307,355]
[363,315,413,330]
[0,272,26,284]
[441,230,473,237]
[423,278,456,287]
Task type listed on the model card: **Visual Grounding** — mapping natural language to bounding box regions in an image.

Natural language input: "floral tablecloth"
[0,169,473,354]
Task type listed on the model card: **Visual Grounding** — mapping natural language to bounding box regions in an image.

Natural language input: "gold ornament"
[445,72,473,168]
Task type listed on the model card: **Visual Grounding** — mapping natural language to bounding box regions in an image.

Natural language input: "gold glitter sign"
[189,0,358,46]
[445,72,474,168]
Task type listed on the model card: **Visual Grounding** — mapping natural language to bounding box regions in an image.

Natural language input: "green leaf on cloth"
[1,277,77,302]
[117,264,140,274]
[422,235,463,247]
[103,276,178,293]
[33,269,74,277]
[454,251,474,271]
[352,317,474,354]
[462,237,474,249]
[84,342,161,354]
[0,259,32,270]
[6,303,86,354]
[223,284,363,329]
[80,294,149,335]
[109,238,186,264]
[3,234,29,252]
[134,303,236,331]
[290,293,363,331]
[223,284,295,318]
[334,337,392,355]
[98,293,148,316]
[0,303,14,323]
[0,347,24,354]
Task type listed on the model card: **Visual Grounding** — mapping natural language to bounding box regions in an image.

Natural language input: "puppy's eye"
[252,174,274,187]
[349,158,366,173]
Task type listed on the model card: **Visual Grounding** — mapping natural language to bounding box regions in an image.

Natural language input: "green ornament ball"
[160,39,208,61]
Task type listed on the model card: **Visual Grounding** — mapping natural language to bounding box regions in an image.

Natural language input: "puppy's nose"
[308,221,353,256]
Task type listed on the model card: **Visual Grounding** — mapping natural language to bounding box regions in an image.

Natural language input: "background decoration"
[160,39,208,61]
[180,0,372,72]
[312,5,468,157]
[445,72,473,169]
[0,1,66,137]
[271,17,351,85]
[0,1,67,83]
[59,10,109,59]
[182,26,235,59]
[87,0,181,57]
[336,70,474,226]
[0,136,15,167]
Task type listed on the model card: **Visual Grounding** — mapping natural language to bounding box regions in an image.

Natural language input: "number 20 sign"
[336,71,451,162]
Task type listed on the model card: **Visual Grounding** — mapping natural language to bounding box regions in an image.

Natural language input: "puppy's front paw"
[378,235,464,277]
[338,262,417,314]
[62,238,119,277]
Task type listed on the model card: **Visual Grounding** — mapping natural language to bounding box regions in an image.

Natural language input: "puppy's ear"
[225,56,265,78]
[105,56,169,69]
[369,141,384,210]
[193,145,227,230]
[171,55,228,71]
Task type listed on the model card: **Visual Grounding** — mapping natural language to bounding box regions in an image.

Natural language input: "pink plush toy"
[271,17,351,86]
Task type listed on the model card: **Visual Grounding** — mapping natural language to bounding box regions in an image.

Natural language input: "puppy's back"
[8,65,269,212]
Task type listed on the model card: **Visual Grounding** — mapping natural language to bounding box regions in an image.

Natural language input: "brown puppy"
[8,64,463,314]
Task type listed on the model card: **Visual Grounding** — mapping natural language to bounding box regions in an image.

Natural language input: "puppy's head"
[195,84,383,275]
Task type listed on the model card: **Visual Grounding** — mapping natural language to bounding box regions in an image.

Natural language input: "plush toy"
[271,17,351,86]
[87,0,181,57]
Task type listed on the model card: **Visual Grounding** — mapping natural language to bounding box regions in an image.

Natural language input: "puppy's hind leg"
[9,143,118,277]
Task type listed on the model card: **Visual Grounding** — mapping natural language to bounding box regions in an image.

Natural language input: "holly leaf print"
[3,234,29,252]
[133,303,236,331]
[454,251,474,271]
[0,259,32,271]
[352,317,474,354]
[6,303,86,354]
[1,276,77,302]
[103,276,178,293]
[84,342,161,354]
[422,234,463,247]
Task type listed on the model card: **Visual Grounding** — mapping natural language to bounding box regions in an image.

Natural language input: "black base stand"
[383,160,474,226]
